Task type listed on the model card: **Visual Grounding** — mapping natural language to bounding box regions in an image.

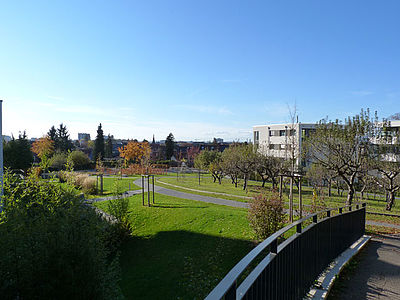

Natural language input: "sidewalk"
[329,234,400,299]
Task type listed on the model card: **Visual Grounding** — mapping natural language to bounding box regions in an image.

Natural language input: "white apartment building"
[253,120,400,167]
[253,123,316,168]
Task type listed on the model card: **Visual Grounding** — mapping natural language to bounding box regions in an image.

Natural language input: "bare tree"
[303,109,377,205]
[370,123,400,210]
[255,152,284,189]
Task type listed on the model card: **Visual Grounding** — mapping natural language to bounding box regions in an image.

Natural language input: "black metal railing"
[205,203,366,300]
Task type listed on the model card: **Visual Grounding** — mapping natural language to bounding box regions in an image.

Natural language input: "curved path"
[330,234,400,300]
[133,178,248,208]
[133,178,399,230]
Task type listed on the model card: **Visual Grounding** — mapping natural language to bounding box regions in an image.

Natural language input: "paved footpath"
[133,178,400,230]
[331,234,400,300]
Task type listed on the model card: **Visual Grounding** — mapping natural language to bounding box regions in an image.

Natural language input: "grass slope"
[95,193,254,299]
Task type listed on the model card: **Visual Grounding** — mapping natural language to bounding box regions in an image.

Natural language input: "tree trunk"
[386,191,395,211]
[261,178,266,188]
[346,187,354,205]
[328,179,332,197]
[243,175,247,190]
[272,178,277,190]
[218,176,222,184]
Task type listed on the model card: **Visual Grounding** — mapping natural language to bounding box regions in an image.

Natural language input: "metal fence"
[205,203,366,300]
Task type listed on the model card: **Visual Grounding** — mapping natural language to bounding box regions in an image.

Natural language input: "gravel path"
[330,234,400,300]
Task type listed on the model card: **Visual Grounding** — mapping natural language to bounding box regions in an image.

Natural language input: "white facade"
[253,123,316,168]
[253,120,400,167]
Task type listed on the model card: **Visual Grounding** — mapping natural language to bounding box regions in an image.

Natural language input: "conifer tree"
[93,123,105,160]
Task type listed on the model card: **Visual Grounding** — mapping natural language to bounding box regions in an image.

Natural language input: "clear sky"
[1,1,399,141]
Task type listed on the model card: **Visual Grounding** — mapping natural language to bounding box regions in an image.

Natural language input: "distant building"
[253,120,400,168]
[253,122,316,168]
[78,133,91,141]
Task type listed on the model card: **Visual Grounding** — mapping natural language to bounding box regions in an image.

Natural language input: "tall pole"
[0,100,3,211]
[299,178,302,218]
[289,176,293,222]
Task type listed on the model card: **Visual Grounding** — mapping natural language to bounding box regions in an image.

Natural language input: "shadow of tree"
[119,230,254,300]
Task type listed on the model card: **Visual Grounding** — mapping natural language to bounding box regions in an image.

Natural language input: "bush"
[68,150,91,170]
[108,197,131,236]
[82,176,97,195]
[50,152,67,170]
[74,173,88,187]
[248,192,286,240]
[0,170,123,299]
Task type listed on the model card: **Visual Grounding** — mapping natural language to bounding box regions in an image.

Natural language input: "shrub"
[0,170,123,299]
[50,152,67,170]
[68,150,90,170]
[248,191,286,240]
[74,173,89,188]
[82,176,97,195]
[108,197,131,236]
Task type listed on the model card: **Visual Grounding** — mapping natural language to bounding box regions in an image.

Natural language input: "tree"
[32,136,55,159]
[68,150,91,170]
[255,152,283,189]
[388,112,400,120]
[303,110,376,204]
[49,152,67,170]
[47,126,57,142]
[306,163,335,196]
[105,134,113,158]
[4,131,34,170]
[194,150,223,183]
[165,133,175,160]
[187,146,200,167]
[221,146,242,188]
[248,191,285,240]
[93,123,105,161]
[119,141,151,165]
[56,123,74,152]
[370,124,400,210]
[234,144,257,190]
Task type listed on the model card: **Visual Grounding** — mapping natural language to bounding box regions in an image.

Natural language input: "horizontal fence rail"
[205,203,366,300]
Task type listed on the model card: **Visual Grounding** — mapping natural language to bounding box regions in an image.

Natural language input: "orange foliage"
[119,141,151,164]
[100,165,167,176]
[31,136,54,158]
[122,164,167,175]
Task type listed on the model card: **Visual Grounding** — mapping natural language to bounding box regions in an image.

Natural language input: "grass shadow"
[119,230,253,300]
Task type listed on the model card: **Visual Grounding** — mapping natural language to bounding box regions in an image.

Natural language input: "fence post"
[147,175,150,207]
[289,177,293,222]
[299,179,302,218]
[152,175,155,204]
[142,175,145,206]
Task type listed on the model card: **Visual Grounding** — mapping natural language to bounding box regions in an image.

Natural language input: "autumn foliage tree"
[119,141,151,166]
[31,136,55,159]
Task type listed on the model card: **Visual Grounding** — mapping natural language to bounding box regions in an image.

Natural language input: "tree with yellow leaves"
[119,141,151,166]
[32,136,55,159]
[31,136,55,173]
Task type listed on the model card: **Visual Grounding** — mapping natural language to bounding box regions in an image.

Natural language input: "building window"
[279,130,286,136]
[254,131,259,143]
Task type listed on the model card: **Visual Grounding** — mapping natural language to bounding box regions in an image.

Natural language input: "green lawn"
[157,175,400,215]
[94,193,254,299]
[101,176,141,194]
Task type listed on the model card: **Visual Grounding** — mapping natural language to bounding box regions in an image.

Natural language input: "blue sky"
[1,1,399,141]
